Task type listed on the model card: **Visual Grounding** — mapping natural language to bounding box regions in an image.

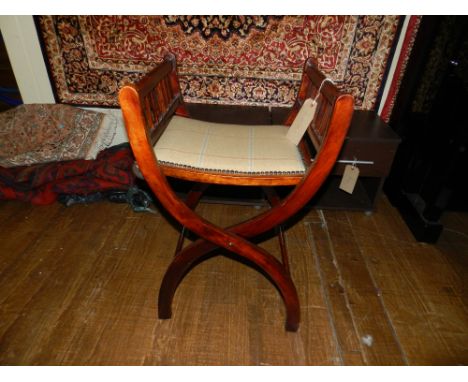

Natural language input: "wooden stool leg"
[152,172,328,332]
[158,234,300,331]
[157,187,310,331]
[263,187,290,275]
[174,183,209,255]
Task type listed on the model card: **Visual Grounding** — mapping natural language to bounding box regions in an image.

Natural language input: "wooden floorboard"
[0,197,466,365]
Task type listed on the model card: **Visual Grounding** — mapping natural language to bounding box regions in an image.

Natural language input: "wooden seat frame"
[119,53,354,331]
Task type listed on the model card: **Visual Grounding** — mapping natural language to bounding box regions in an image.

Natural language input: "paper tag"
[286,98,318,145]
[339,164,360,194]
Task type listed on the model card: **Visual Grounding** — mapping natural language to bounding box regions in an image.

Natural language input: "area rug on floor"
[0,104,116,168]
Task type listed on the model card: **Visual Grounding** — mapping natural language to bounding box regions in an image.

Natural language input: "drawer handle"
[310,158,374,165]
[337,159,374,165]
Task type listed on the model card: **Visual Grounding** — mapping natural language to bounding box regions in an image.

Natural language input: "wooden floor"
[0,195,467,365]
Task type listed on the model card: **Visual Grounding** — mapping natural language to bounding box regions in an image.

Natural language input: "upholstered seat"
[154,115,306,175]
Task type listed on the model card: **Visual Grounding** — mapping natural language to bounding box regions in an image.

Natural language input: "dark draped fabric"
[0,144,135,205]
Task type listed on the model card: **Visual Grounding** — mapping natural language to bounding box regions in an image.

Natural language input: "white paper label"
[339,164,360,194]
[286,98,318,146]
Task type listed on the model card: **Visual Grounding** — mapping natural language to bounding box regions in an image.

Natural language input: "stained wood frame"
[119,53,354,331]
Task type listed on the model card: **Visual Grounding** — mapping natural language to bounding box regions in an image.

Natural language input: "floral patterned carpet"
[36,15,401,110]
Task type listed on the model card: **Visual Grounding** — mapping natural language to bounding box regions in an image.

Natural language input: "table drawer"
[333,140,399,177]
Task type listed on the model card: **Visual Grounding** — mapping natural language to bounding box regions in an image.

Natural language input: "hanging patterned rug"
[36,15,401,110]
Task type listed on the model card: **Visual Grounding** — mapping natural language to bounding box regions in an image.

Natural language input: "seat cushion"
[154,116,306,174]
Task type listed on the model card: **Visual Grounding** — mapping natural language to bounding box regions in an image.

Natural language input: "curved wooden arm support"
[119,54,354,332]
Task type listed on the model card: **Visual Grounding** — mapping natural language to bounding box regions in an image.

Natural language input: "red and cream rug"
[36,15,401,110]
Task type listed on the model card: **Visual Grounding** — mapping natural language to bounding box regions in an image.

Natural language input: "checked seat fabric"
[154,115,306,175]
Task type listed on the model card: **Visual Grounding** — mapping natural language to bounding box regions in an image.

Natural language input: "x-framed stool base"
[157,184,300,332]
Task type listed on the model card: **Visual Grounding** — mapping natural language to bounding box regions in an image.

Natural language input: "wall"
[0,16,54,104]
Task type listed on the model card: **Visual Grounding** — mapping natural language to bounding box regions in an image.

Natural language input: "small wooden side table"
[310,110,401,212]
